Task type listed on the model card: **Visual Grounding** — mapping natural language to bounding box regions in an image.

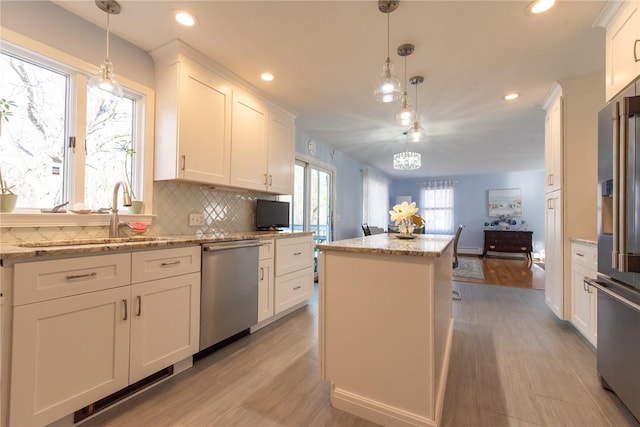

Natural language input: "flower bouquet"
[389,201,423,238]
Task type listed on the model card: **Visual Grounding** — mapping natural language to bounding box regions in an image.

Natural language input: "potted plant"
[118,141,143,214]
[0,98,18,212]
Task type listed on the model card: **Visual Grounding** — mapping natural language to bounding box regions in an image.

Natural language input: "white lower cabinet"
[275,267,314,314]
[257,240,275,323]
[10,286,131,427]
[570,241,598,346]
[9,246,201,427]
[129,272,200,383]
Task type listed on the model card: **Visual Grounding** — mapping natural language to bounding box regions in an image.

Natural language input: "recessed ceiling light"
[261,72,274,82]
[173,10,196,27]
[527,0,555,15]
[504,93,519,101]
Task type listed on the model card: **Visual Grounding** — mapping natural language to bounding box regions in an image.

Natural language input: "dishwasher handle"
[203,240,260,252]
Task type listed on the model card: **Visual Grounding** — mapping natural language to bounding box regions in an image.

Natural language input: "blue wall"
[294,131,545,253]
[391,170,546,255]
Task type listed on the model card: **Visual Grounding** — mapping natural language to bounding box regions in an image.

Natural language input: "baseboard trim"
[330,387,436,427]
[458,247,482,255]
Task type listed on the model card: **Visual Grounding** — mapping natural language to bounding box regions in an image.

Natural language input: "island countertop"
[317,233,454,257]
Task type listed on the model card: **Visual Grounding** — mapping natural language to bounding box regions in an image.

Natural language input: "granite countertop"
[0,231,313,260]
[317,233,454,257]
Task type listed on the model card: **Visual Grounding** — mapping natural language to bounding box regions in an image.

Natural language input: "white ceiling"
[54,0,607,178]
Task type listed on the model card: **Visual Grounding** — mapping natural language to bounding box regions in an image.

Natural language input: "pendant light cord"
[106,11,111,63]
[386,12,390,60]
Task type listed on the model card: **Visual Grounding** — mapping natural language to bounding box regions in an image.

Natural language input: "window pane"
[85,93,135,210]
[0,52,67,208]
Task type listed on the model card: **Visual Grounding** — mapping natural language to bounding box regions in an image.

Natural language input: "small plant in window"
[117,141,136,199]
[0,98,17,195]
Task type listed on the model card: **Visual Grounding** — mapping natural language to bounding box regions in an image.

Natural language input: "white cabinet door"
[544,88,563,193]
[545,191,564,319]
[154,55,232,185]
[257,257,275,323]
[570,243,598,346]
[229,89,268,191]
[129,272,200,383]
[267,109,295,195]
[10,287,130,427]
[606,0,640,101]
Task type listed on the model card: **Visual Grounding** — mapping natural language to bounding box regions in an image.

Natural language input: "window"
[362,169,389,228]
[420,180,455,234]
[0,42,146,212]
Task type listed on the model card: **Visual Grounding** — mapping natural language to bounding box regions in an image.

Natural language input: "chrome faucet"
[109,181,132,238]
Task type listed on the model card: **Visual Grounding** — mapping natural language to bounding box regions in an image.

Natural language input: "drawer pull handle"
[635,40,639,62]
[575,252,584,257]
[293,285,302,290]
[293,252,302,256]
[521,247,527,251]
[489,245,496,249]
[137,295,142,316]
[122,299,128,321]
[260,267,264,281]
[66,272,98,281]
[160,260,181,267]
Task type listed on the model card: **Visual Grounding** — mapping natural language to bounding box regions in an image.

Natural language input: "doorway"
[279,159,334,275]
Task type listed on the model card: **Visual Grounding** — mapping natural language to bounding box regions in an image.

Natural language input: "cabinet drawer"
[572,243,597,269]
[275,266,314,314]
[14,253,131,306]
[259,239,275,261]
[131,246,201,284]
[276,236,314,276]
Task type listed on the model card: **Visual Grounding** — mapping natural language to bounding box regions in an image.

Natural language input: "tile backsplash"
[0,181,275,244]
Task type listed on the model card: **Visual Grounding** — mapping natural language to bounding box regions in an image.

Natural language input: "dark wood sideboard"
[483,230,533,265]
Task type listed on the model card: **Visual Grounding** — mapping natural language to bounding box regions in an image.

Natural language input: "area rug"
[453,256,485,280]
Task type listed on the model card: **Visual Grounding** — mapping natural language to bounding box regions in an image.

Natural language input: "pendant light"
[88,0,123,100]
[373,0,402,103]
[406,75,427,143]
[395,44,415,126]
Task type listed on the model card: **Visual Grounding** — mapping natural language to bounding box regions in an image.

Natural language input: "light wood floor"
[81,282,639,427]
[455,255,546,290]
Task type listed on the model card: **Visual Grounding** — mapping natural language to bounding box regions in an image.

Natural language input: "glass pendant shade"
[395,92,415,126]
[407,119,427,143]
[393,151,421,170]
[373,58,402,103]
[88,60,123,100]
[88,0,123,101]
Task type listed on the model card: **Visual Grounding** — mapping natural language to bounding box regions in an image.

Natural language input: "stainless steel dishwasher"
[200,239,259,351]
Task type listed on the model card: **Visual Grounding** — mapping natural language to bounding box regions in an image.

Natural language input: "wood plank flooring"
[80,281,639,427]
[455,255,545,290]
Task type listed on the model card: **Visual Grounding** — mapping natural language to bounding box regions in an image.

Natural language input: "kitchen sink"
[17,236,173,248]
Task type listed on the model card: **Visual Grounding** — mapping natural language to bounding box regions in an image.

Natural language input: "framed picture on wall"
[488,188,522,217]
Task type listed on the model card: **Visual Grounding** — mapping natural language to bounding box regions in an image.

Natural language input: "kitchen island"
[317,233,454,427]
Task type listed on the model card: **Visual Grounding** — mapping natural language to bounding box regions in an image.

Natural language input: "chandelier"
[393,150,421,170]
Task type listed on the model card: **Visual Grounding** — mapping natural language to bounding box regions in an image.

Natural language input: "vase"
[128,200,144,214]
[0,193,18,212]
[398,218,415,237]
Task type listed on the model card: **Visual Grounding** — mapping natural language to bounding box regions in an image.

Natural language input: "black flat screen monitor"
[256,199,290,230]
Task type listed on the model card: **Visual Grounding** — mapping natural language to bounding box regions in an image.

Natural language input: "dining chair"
[452,224,464,300]
[361,223,371,236]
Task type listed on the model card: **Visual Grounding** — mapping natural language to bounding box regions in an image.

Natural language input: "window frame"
[421,186,455,234]
[0,28,155,228]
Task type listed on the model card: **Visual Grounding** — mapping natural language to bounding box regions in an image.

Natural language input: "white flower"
[389,201,419,225]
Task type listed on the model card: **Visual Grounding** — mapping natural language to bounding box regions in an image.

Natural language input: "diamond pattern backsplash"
[0,181,275,244]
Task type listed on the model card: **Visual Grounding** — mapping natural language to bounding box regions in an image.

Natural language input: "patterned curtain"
[362,169,390,229]
[418,180,455,234]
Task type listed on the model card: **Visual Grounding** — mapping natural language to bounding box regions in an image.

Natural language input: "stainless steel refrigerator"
[588,79,640,422]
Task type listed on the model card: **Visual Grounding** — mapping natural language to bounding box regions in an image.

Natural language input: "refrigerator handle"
[612,101,620,270]
[617,100,629,272]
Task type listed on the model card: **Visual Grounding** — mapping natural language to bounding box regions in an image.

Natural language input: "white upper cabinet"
[544,84,563,193]
[605,0,640,101]
[230,89,269,191]
[152,47,232,186]
[151,40,295,195]
[267,108,295,195]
